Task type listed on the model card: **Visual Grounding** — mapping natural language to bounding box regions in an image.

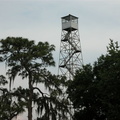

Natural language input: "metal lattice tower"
[59,14,83,80]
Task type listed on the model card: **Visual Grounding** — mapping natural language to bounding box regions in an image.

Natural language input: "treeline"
[0,37,120,120]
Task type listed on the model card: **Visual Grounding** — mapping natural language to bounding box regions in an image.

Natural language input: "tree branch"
[33,87,50,97]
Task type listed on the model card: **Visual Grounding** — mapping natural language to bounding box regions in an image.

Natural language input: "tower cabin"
[62,14,78,31]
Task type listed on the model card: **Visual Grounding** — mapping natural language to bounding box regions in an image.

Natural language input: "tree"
[0,75,25,120]
[67,40,120,120]
[0,37,68,120]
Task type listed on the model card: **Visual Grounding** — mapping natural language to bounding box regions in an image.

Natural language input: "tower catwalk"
[59,14,83,80]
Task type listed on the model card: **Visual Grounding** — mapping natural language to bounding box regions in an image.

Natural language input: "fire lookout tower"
[59,14,83,80]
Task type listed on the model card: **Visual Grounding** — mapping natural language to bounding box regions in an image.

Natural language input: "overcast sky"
[1,0,120,119]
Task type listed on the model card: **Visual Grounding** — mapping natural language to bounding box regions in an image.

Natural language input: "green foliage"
[67,40,120,120]
[0,37,68,120]
[0,75,25,120]
[0,75,8,85]
[0,37,55,85]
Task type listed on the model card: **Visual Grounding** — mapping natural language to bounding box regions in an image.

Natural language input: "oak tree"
[67,40,120,120]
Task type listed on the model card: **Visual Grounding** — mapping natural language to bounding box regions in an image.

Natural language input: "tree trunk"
[28,75,33,120]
